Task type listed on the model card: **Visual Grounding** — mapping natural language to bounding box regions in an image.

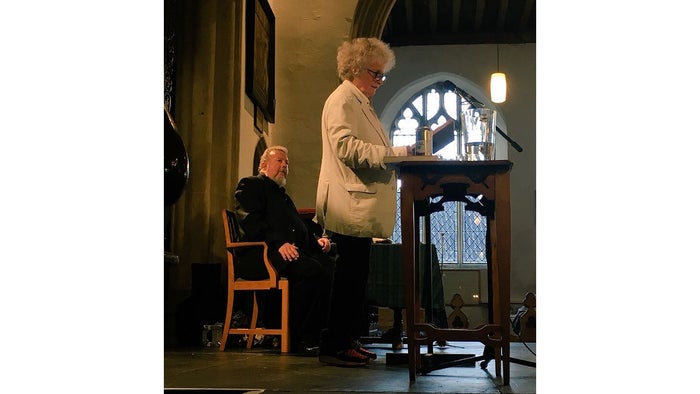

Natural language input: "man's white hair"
[258,145,288,174]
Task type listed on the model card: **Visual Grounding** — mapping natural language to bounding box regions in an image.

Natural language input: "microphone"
[442,80,523,152]
[442,80,485,108]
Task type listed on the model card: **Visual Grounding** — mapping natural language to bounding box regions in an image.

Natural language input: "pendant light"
[490,43,507,103]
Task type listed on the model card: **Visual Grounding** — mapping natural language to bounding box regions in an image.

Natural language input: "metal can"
[422,126,433,155]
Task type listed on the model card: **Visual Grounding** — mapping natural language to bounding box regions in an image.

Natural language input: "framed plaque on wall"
[245,0,275,123]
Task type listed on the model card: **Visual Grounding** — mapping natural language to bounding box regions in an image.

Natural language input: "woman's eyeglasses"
[366,69,387,82]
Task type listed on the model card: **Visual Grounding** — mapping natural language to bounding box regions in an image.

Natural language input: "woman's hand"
[278,242,300,261]
[317,237,332,253]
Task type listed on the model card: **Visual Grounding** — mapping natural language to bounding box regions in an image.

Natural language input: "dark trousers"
[236,248,334,347]
[321,234,372,352]
[282,251,334,345]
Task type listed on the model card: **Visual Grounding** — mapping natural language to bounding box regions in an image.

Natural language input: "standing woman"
[315,37,414,367]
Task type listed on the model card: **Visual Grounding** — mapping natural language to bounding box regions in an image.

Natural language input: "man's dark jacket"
[233,174,325,279]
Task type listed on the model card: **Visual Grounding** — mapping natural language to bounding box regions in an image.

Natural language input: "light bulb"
[490,72,507,103]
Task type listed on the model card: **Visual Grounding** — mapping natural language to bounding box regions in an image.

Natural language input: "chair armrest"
[230,241,280,283]
[230,241,267,248]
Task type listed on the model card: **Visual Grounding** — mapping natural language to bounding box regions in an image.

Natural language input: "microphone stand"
[495,127,523,153]
[442,81,524,153]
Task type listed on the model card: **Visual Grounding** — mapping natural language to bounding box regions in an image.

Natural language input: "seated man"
[233,145,334,355]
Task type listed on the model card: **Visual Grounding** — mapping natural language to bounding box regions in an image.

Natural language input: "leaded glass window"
[388,81,487,267]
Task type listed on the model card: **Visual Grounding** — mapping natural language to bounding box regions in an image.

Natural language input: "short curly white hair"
[336,37,396,81]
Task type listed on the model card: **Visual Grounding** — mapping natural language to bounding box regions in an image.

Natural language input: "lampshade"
[490,72,507,103]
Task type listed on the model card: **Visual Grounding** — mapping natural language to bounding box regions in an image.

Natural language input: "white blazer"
[315,80,408,238]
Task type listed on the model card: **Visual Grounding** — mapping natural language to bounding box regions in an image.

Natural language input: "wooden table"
[386,158,513,385]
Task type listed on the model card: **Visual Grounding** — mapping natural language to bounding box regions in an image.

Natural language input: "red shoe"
[319,348,370,367]
[352,340,377,360]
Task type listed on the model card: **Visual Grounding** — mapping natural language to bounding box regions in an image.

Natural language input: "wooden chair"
[511,292,536,343]
[509,292,536,368]
[219,209,290,352]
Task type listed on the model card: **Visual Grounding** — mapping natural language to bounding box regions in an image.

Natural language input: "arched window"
[388,80,488,267]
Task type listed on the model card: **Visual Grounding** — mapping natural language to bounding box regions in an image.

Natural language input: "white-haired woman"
[315,37,414,367]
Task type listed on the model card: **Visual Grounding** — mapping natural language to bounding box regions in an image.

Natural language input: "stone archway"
[350,0,395,39]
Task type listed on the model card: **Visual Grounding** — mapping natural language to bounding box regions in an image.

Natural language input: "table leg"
[494,172,511,385]
[400,188,418,382]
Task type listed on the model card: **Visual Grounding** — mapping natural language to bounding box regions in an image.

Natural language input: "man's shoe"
[319,348,370,367]
[292,340,319,357]
[352,340,377,360]
[380,327,403,350]
[295,345,319,357]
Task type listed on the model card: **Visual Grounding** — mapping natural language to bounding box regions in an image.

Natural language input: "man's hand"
[278,242,299,261]
[317,237,331,253]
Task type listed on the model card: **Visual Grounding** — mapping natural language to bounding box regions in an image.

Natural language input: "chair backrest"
[221,208,279,285]
[222,208,242,245]
[297,208,316,221]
